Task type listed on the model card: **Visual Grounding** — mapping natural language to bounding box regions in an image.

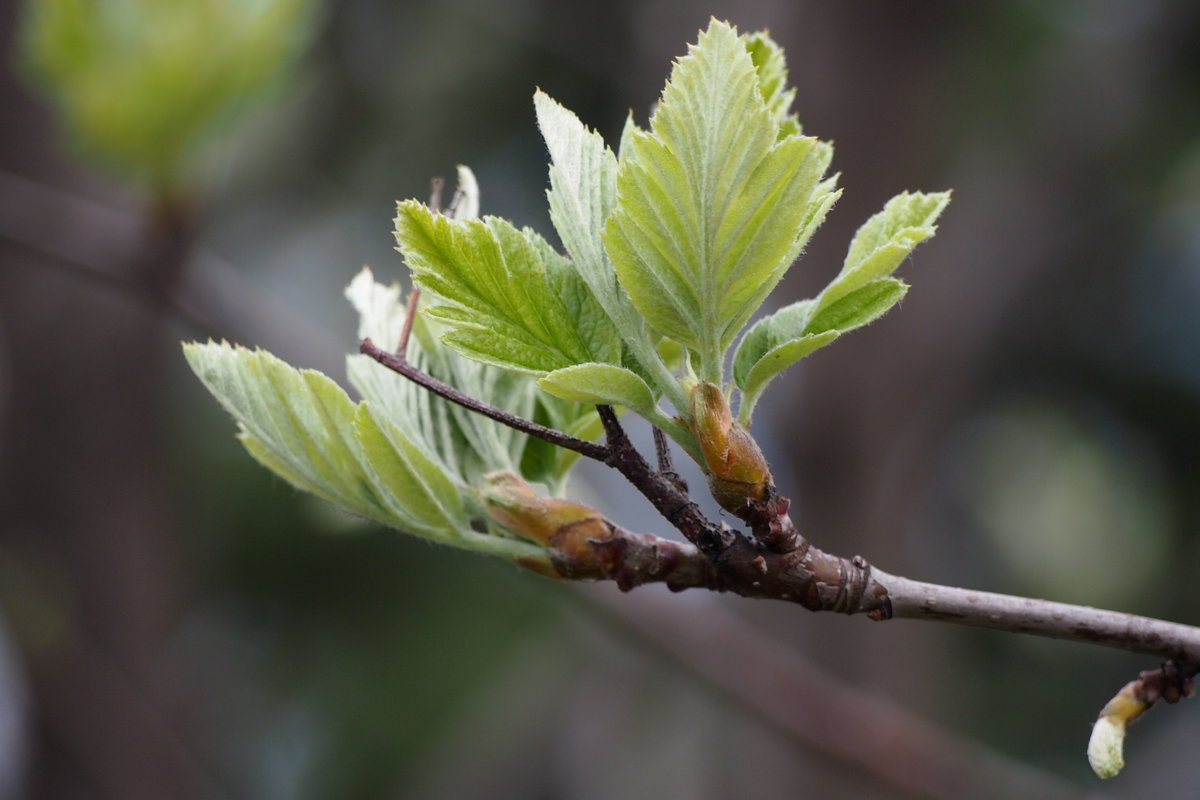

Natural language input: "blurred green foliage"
[20,0,316,191]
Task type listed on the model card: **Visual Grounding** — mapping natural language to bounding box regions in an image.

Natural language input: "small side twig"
[428,177,444,214]
[652,426,687,494]
[595,406,731,558]
[445,187,465,219]
[1087,660,1197,778]
[396,287,420,356]
[360,338,609,461]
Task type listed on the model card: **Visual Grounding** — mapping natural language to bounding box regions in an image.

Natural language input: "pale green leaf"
[744,30,800,138]
[733,299,815,390]
[535,91,617,309]
[185,340,482,543]
[344,267,586,489]
[738,330,840,422]
[183,341,391,521]
[732,297,836,423]
[733,279,910,424]
[805,278,908,335]
[538,363,656,415]
[352,403,467,539]
[535,91,654,360]
[617,111,641,162]
[816,191,950,315]
[603,19,833,373]
[396,201,614,374]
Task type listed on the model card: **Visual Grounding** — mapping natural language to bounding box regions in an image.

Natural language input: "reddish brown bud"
[688,381,771,515]
[480,471,601,546]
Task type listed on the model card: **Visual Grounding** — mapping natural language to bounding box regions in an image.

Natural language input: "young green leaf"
[744,30,801,139]
[732,303,840,425]
[352,403,469,539]
[534,92,622,325]
[184,340,531,548]
[184,341,395,524]
[602,19,833,377]
[535,91,681,409]
[815,191,950,315]
[345,267,578,489]
[732,280,909,423]
[538,363,657,415]
[805,278,909,335]
[395,201,619,374]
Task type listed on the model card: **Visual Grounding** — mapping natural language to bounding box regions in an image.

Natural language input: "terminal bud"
[689,381,771,516]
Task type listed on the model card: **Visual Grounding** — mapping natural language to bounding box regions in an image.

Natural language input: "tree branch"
[872,570,1200,664]
[359,337,610,460]
[374,350,1200,667]
[546,519,726,593]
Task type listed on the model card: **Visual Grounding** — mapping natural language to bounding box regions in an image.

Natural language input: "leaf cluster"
[185,19,950,562]
[20,0,315,189]
[403,20,949,432]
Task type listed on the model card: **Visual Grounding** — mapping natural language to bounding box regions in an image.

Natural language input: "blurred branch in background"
[575,587,1088,800]
[0,169,343,371]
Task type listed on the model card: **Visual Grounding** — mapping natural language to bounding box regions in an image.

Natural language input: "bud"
[480,471,614,580]
[480,471,601,545]
[1086,681,1148,779]
[1087,716,1126,779]
[689,381,771,515]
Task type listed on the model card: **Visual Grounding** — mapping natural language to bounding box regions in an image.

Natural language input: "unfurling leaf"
[183,341,465,539]
[744,30,801,139]
[734,330,840,424]
[805,278,909,335]
[602,19,834,379]
[538,363,656,415]
[815,191,950,316]
[536,90,680,409]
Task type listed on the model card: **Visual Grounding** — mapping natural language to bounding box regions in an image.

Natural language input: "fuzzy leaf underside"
[744,30,801,139]
[602,20,832,363]
[535,92,640,339]
[344,267,588,489]
[183,341,468,540]
[816,191,950,315]
[805,277,909,335]
[732,277,911,422]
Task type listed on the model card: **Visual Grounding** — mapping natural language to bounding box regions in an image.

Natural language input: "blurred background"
[2,0,1199,797]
